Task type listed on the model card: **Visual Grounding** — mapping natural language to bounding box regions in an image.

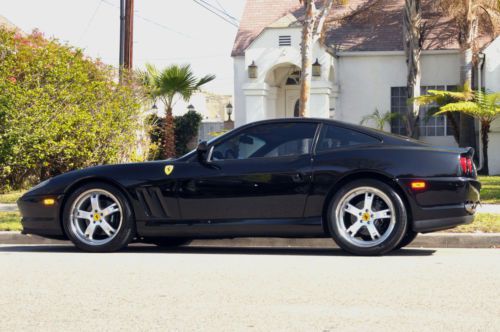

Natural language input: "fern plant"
[360,109,400,131]
[435,91,500,175]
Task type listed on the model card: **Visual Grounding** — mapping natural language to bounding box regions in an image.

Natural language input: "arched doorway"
[293,99,300,117]
[285,70,301,118]
[264,64,301,118]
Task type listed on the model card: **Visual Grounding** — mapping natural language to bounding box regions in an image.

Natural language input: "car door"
[177,121,319,221]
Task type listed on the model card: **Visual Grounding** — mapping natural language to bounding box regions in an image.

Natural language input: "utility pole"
[119,0,125,81]
[119,0,133,82]
[124,0,134,70]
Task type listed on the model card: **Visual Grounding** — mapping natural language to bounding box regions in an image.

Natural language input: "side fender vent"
[136,187,170,218]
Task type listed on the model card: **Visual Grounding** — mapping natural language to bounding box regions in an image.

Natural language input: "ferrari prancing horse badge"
[164,165,174,176]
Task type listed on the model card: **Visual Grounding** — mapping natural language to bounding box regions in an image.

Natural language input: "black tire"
[62,182,135,252]
[327,179,408,256]
[395,230,418,250]
[147,238,192,248]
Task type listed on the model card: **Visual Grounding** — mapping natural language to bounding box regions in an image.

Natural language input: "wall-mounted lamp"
[312,58,321,77]
[225,102,233,121]
[187,104,195,112]
[248,61,258,79]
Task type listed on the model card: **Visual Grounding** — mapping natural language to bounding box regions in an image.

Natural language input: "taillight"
[460,156,467,174]
[459,156,474,176]
[466,158,473,174]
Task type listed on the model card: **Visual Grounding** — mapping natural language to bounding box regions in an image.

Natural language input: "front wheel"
[327,179,408,256]
[395,230,419,250]
[62,182,135,252]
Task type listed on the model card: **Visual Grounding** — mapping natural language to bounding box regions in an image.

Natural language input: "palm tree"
[436,0,500,147]
[414,83,474,144]
[434,90,500,175]
[139,64,215,158]
[403,0,423,138]
[360,109,400,131]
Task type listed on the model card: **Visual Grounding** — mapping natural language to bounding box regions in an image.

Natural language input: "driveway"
[0,245,499,331]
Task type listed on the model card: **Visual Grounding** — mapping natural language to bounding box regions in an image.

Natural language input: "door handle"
[292,173,305,183]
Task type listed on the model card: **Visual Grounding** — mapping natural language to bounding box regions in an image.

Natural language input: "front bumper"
[397,177,481,233]
[17,194,65,236]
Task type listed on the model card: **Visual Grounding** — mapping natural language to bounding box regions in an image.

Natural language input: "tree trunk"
[458,47,476,148]
[446,113,460,144]
[479,121,490,175]
[403,0,422,139]
[299,0,315,117]
[458,1,477,148]
[162,106,176,159]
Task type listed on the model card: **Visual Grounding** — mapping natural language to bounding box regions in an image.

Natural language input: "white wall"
[336,51,460,148]
[233,56,246,127]
[483,37,500,174]
[337,51,461,124]
[336,53,406,126]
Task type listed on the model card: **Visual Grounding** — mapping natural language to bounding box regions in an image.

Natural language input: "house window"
[390,87,409,135]
[279,35,291,46]
[390,85,457,137]
[419,85,456,137]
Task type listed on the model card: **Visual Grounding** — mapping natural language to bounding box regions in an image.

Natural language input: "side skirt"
[136,217,326,238]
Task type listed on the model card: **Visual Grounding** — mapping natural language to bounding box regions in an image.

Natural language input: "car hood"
[23,159,184,197]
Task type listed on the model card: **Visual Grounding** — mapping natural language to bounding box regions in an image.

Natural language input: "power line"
[212,0,239,22]
[197,0,239,25]
[101,0,194,39]
[192,0,239,27]
[80,0,104,42]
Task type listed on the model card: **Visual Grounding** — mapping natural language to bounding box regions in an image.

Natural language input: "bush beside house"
[0,28,144,192]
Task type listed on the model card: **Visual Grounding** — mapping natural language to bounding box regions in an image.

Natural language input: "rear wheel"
[62,182,135,252]
[327,179,408,256]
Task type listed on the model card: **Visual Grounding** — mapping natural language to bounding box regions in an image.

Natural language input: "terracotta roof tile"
[232,0,494,56]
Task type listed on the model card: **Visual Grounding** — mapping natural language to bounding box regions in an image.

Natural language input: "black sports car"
[18,118,481,255]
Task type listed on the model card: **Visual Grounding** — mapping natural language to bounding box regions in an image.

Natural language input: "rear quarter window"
[317,125,381,152]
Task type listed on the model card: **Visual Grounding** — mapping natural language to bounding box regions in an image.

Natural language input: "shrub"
[0,28,144,191]
[147,110,202,160]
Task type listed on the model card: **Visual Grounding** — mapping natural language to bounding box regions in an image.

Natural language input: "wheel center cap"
[93,213,100,221]
[362,212,371,222]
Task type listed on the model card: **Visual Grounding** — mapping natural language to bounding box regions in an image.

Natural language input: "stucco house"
[231,0,500,174]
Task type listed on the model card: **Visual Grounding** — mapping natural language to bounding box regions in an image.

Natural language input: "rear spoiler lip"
[432,146,475,157]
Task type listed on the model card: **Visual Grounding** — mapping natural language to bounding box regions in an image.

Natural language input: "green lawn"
[0,211,499,233]
[478,176,500,204]
[0,212,22,231]
[450,213,500,233]
[0,190,24,204]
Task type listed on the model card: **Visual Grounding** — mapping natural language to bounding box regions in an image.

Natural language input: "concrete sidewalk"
[0,231,499,248]
[0,204,18,212]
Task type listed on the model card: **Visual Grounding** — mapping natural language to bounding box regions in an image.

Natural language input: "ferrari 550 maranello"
[18,118,481,255]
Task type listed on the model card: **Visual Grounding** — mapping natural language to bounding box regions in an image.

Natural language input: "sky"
[0,0,246,95]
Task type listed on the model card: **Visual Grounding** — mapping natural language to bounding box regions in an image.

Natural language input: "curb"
[0,204,18,212]
[0,232,499,248]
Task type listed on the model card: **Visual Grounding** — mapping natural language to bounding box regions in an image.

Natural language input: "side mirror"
[196,141,209,163]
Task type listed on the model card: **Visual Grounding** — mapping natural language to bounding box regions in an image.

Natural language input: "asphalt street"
[0,245,499,331]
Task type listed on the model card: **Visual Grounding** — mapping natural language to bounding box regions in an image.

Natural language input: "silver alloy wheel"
[335,186,396,248]
[69,189,123,246]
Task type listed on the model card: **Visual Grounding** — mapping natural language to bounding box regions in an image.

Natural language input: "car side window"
[317,125,380,152]
[211,122,317,161]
